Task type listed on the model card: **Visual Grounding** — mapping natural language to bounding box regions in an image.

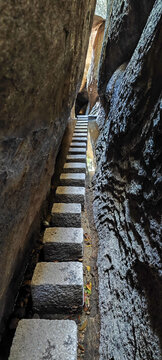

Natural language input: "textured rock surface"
[98,0,155,100]
[9,319,77,360]
[0,0,96,335]
[94,0,162,359]
[87,21,105,110]
[77,0,106,114]
[95,0,107,19]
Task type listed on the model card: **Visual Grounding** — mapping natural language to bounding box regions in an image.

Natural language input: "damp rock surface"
[94,0,162,359]
[98,0,156,99]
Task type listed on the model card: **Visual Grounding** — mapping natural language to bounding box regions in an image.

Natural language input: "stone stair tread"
[75,125,88,128]
[77,123,88,126]
[43,227,83,261]
[51,202,81,227]
[55,186,85,208]
[60,173,85,180]
[74,131,87,134]
[75,123,88,126]
[72,136,88,140]
[74,128,88,131]
[43,227,83,244]
[31,262,83,312]
[56,186,85,195]
[70,142,87,147]
[68,148,86,154]
[60,173,85,185]
[66,155,86,163]
[63,162,86,173]
[9,319,77,360]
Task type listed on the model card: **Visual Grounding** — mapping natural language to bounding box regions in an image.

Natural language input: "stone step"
[51,203,81,227]
[72,137,87,142]
[73,134,88,138]
[66,154,86,163]
[75,124,88,127]
[77,116,88,119]
[68,147,86,155]
[74,129,88,137]
[76,121,88,124]
[77,119,88,122]
[9,319,77,360]
[56,186,85,209]
[31,262,83,312]
[74,130,87,133]
[63,162,86,173]
[74,126,88,133]
[75,123,88,127]
[70,142,87,148]
[60,173,85,186]
[75,122,88,129]
[43,227,83,261]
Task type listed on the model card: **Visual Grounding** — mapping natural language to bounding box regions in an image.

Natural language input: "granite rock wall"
[0,0,96,336]
[93,0,162,358]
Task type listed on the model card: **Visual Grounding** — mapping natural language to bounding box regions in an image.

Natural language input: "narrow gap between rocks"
[0,118,100,360]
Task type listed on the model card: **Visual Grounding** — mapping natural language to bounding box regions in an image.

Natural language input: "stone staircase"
[9,116,89,360]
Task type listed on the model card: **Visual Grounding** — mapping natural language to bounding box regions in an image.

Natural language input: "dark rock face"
[75,86,89,115]
[98,0,155,100]
[0,0,96,336]
[94,0,162,358]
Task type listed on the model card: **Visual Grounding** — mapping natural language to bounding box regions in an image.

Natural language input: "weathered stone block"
[77,122,88,125]
[74,130,88,134]
[60,173,85,186]
[75,124,88,127]
[70,142,87,148]
[74,128,88,131]
[51,203,81,227]
[31,262,83,312]
[77,115,88,119]
[63,162,86,173]
[9,319,77,360]
[72,136,88,141]
[74,126,88,129]
[73,132,87,141]
[75,130,88,133]
[68,148,87,155]
[66,155,86,163]
[56,186,85,208]
[43,227,83,261]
